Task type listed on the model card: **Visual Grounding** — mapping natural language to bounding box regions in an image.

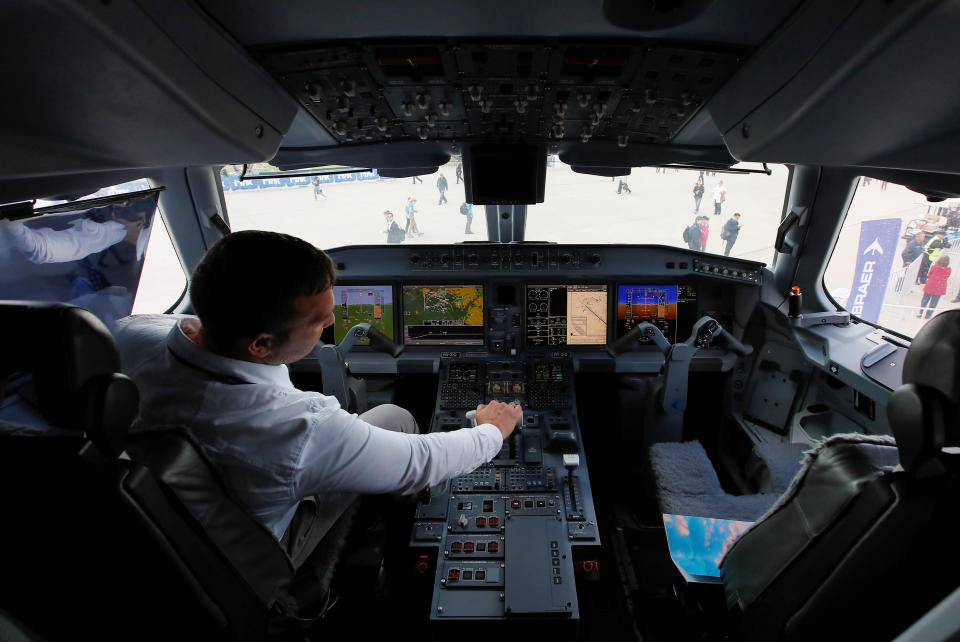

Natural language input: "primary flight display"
[616,284,698,343]
[402,285,485,345]
[332,285,395,344]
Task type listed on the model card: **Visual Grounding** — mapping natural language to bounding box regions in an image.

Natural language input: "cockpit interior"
[1,1,959,641]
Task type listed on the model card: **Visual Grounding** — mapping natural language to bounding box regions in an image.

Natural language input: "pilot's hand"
[475,400,522,440]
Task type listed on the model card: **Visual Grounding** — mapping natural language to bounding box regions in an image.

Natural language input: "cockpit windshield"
[222,160,789,260]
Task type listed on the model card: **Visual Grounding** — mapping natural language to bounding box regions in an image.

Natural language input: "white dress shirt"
[113,314,503,541]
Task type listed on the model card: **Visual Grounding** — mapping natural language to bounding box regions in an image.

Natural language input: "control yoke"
[316,323,404,413]
[607,316,753,441]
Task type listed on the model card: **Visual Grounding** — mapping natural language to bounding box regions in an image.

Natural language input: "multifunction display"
[403,285,485,346]
[616,285,698,343]
[331,285,394,345]
[526,284,608,347]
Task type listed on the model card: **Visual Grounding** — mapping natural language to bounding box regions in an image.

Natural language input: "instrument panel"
[316,244,763,373]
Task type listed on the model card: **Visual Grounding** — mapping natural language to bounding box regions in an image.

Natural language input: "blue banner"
[848,218,902,323]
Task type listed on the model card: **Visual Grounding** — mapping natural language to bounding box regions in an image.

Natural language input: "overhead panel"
[258,41,743,149]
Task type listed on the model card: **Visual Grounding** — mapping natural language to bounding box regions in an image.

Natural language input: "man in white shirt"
[114,230,520,570]
[713,180,727,215]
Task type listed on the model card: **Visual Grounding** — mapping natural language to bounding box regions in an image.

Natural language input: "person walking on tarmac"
[617,178,632,195]
[713,180,727,215]
[405,197,423,236]
[461,202,474,234]
[683,216,702,251]
[311,176,326,200]
[693,176,705,214]
[437,174,449,205]
[455,161,463,184]
[721,213,742,256]
[918,230,948,284]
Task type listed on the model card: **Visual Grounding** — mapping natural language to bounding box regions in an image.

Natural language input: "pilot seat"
[0,301,371,641]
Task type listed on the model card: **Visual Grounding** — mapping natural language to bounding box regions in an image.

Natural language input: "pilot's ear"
[246,333,275,360]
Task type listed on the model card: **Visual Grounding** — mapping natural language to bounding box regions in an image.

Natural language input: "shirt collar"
[166,319,294,388]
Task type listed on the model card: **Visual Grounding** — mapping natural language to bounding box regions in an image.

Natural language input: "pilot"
[114,230,521,572]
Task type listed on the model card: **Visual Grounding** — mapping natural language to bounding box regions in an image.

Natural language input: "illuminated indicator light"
[488,541,499,552]
[451,541,463,553]
[448,568,460,582]
[464,541,475,553]
[489,517,499,527]
[511,500,521,509]
[476,516,486,527]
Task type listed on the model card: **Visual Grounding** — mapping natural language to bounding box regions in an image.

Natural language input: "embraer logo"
[863,238,884,256]
[850,260,876,315]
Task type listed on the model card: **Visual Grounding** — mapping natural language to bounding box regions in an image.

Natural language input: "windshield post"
[487,205,526,242]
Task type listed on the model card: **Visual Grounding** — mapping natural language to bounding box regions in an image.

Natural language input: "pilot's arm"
[295,400,521,497]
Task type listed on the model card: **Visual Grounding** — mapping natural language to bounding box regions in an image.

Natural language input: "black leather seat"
[0,302,319,641]
[719,310,960,641]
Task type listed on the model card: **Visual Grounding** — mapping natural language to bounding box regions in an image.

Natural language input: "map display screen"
[526,284,608,346]
[616,284,697,343]
[402,285,484,345]
[332,285,394,345]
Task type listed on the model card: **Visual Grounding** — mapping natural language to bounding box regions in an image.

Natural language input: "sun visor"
[571,166,630,177]
[558,141,736,169]
[272,141,451,172]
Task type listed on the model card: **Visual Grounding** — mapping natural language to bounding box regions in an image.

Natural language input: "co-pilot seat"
[0,302,328,641]
[719,310,960,641]
[636,316,807,522]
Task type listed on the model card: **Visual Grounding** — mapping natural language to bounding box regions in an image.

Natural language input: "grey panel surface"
[435,588,505,619]
[503,517,577,617]
[861,345,906,391]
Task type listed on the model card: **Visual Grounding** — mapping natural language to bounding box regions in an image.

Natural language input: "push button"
[448,568,460,582]
[488,541,499,553]
[489,516,499,527]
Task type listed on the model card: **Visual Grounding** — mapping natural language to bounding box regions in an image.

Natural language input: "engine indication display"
[403,285,485,345]
[617,284,697,343]
[332,285,394,345]
[526,284,608,347]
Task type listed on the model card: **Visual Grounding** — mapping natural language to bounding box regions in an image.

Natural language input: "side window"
[131,213,186,314]
[0,179,184,329]
[824,178,960,337]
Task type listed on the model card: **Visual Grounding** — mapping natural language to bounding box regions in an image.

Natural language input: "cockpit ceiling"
[194,0,802,47]
[259,41,743,150]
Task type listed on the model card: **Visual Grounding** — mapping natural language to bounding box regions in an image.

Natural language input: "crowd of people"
[682,173,743,256]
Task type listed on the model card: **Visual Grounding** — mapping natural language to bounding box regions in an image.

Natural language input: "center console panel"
[414,355,598,624]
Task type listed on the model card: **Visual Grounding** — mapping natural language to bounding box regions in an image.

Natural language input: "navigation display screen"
[616,285,698,343]
[332,285,394,345]
[526,284,608,347]
[402,285,484,345]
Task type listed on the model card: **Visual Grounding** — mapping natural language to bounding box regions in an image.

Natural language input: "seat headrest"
[889,310,960,474]
[0,301,137,447]
[902,310,960,404]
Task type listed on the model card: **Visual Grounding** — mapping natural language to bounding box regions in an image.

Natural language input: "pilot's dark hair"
[190,230,336,352]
